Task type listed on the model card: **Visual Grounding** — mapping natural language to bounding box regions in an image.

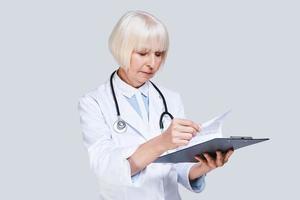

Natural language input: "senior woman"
[78,10,234,200]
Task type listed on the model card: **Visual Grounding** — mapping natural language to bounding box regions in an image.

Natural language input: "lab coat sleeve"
[173,93,206,193]
[78,95,139,186]
[174,163,206,193]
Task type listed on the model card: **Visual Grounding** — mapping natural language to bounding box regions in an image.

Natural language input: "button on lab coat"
[78,74,205,200]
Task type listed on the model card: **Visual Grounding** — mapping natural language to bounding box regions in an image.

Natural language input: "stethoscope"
[110,70,174,133]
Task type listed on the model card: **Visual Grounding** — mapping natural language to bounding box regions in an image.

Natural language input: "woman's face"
[120,48,164,88]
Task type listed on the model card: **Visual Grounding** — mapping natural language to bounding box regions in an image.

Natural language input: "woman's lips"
[140,71,153,75]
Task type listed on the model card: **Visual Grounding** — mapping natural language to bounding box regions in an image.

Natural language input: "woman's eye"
[138,52,147,56]
[155,52,163,57]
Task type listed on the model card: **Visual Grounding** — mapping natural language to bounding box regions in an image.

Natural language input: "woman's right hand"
[161,118,201,150]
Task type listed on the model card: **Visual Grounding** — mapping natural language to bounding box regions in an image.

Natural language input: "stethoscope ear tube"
[159,111,174,130]
[150,81,174,130]
[110,71,120,116]
[111,70,127,133]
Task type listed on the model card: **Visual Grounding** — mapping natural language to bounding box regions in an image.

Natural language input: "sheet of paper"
[176,110,231,151]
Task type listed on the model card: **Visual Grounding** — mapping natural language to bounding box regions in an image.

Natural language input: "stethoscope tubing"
[110,70,174,132]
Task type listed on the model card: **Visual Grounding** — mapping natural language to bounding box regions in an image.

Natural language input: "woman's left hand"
[189,149,234,181]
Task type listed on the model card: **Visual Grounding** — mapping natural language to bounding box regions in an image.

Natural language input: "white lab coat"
[78,74,205,200]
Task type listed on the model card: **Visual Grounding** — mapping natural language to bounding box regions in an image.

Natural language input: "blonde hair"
[109,10,169,69]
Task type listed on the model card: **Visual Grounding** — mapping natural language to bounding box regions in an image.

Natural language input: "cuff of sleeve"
[176,163,206,193]
[190,173,206,193]
[121,145,142,185]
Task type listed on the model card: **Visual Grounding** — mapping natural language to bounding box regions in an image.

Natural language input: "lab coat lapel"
[117,92,151,140]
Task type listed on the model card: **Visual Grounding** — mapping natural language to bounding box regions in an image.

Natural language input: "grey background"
[0,0,299,199]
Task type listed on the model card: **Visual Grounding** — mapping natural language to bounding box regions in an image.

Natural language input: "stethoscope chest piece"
[113,117,127,133]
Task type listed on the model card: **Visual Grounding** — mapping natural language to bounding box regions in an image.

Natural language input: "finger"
[224,149,234,163]
[215,151,224,167]
[175,132,193,140]
[192,123,202,135]
[203,153,217,168]
[174,139,190,147]
[175,119,201,132]
[198,124,202,132]
[175,126,197,135]
[194,155,207,164]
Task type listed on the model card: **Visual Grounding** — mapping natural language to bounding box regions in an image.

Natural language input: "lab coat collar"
[113,71,149,98]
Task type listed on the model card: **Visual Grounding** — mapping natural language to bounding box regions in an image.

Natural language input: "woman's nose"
[147,53,156,68]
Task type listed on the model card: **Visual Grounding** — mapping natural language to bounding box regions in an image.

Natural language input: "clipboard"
[154,136,269,163]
